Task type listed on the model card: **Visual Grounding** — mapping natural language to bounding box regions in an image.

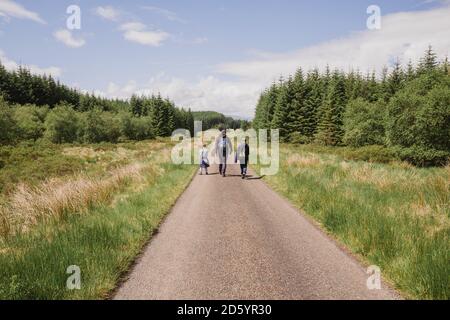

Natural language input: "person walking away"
[215,129,232,177]
[236,137,250,179]
[199,143,209,175]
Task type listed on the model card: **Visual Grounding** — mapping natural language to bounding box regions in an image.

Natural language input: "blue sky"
[0,0,449,118]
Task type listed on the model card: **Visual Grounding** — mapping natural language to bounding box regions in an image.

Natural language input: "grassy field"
[259,144,449,300]
[0,139,196,299]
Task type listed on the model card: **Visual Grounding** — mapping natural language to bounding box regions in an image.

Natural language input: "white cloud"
[119,22,146,32]
[141,6,186,23]
[95,6,121,21]
[217,5,450,82]
[0,49,61,77]
[0,0,45,24]
[98,75,260,118]
[53,29,86,48]
[119,22,169,46]
[192,37,208,45]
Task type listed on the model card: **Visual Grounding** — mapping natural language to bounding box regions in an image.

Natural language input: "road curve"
[114,165,399,300]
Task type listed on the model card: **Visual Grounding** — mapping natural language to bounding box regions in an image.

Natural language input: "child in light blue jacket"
[199,144,209,175]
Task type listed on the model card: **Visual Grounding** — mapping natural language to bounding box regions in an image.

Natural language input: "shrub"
[415,86,450,151]
[82,109,121,143]
[288,132,314,144]
[0,97,18,145]
[120,113,154,141]
[393,146,449,167]
[343,98,386,147]
[14,105,48,141]
[44,104,81,143]
[341,145,398,163]
[386,72,450,153]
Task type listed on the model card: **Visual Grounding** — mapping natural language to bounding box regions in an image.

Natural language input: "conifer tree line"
[191,111,247,131]
[253,47,450,165]
[0,61,247,145]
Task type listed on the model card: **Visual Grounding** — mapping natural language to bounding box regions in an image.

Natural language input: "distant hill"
[192,111,246,130]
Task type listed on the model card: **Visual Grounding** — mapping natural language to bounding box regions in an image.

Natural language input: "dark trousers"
[220,148,227,175]
[240,164,248,175]
[219,162,227,175]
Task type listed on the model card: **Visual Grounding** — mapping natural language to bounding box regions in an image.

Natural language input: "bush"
[14,105,48,141]
[415,86,450,151]
[386,73,450,152]
[0,97,18,145]
[341,145,398,163]
[288,132,314,144]
[44,104,81,143]
[343,98,386,147]
[393,146,449,167]
[385,73,450,167]
[120,113,154,141]
[82,109,121,143]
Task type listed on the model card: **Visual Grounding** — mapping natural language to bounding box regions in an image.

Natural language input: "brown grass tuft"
[0,163,147,237]
[286,153,322,167]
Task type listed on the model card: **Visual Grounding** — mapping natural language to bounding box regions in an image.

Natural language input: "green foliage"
[82,109,121,143]
[343,98,385,147]
[0,141,85,194]
[254,46,450,166]
[13,104,48,141]
[252,83,278,130]
[288,132,314,145]
[300,69,321,137]
[0,97,18,145]
[415,85,450,151]
[315,70,347,146]
[386,72,450,158]
[272,77,295,140]
[150,94,174,136]
[393,145,449,167]
[0,60,199,142]
[44,104,81,143]
[120,113,155,140]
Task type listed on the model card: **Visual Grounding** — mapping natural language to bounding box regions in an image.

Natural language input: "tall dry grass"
[0,163,146,237]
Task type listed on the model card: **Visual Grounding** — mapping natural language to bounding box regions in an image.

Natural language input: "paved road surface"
[114,165,399,300]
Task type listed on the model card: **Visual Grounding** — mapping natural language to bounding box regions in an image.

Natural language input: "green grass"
[0,141,85,196]
[0,140,196,299]
[259,144,449,300]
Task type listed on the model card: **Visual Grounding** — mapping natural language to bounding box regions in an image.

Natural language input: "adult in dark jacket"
[236,137,250,179]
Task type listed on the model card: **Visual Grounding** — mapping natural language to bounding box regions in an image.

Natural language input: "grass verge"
[258,144,449,300]
[0,141,196,299]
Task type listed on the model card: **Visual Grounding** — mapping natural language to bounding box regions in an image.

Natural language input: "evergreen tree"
[130,95,144,116]
[301,69,322,138]
[442,56,449,75]
[272,78,294,140]
[387,59,405,98]
[315,71,346,145]
[418,45,438,73]
[406,60,416,81]
[286,70,305,136]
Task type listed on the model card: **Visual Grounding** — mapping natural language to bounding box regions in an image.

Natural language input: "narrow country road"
[114,164,399,300]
